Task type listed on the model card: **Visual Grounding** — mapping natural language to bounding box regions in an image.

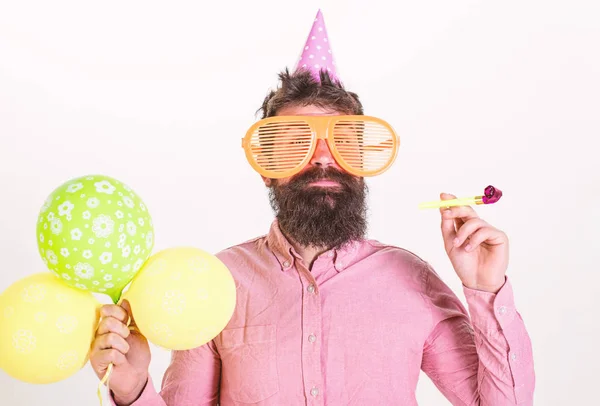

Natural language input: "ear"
[261,175,272,187]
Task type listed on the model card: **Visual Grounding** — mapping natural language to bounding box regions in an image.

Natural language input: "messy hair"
[258,68,364,118]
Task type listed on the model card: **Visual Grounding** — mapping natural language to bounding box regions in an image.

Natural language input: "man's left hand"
[439,193,508,293]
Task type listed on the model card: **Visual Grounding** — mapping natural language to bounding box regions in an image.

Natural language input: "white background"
[1,0,599,404]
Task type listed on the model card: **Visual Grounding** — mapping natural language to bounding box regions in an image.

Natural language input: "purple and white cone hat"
[294,9,339,82]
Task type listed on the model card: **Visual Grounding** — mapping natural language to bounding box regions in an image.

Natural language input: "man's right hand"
[90,300,151,406]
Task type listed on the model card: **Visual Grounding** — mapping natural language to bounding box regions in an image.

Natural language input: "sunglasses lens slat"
[249,120,313,177]
[332,119,396,173]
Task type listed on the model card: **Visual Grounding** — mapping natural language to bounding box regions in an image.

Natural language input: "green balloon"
[36,175,154,303]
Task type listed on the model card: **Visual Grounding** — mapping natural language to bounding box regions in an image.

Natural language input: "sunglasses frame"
[241,115,400,179]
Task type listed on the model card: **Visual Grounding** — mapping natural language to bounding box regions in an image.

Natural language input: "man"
[90,10,535,406]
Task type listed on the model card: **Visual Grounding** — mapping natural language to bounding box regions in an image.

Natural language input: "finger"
[439,193,459,251]
[441,204,479,222]
[100,304,129,324]
[465,227,507,251]
[96,316,130,339]
[453,218,488,247]
[119,299,141,333]
[94,332,131,354]
[439,192,468,230]
[440,209,457,252]
[90,348,128,371]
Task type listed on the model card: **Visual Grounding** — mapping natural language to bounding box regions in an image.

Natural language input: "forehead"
[276,104,343,117]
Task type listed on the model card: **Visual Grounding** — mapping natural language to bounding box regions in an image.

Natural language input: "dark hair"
[257,68,364,119]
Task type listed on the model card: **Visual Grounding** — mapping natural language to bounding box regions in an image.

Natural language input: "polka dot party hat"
[295,9,339,82]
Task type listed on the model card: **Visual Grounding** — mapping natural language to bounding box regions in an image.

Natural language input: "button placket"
[299,268,323,405]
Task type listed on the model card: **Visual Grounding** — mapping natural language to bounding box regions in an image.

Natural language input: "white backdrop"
[1,0,599,405]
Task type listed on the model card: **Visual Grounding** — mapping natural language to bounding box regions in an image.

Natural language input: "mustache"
[282,167,358,189]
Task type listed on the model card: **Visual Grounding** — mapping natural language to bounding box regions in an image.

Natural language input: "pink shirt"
[114,220,535,405]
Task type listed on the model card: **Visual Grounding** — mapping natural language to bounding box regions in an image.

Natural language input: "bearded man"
[90,10,535,406]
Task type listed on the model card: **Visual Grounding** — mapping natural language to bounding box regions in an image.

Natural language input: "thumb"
[439,193,457,252]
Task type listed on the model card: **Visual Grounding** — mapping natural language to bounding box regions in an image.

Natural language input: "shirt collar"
[266,219,296,271]
[266,219,362,272]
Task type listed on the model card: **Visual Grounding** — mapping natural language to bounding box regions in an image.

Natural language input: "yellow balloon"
[122,247,236,350]
[0,273,101,384]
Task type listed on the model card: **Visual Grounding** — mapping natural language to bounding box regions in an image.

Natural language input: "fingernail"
[465,243,472,251]
[453,238,459,246]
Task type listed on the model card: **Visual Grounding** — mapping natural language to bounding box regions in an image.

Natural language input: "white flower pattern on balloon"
[4,306,15,318]
[152,323,173,338]
[126,221,136,236]
[56,315,78,334]
[133,258,144,272]
[121,264,131,273]
[28,315,48,335]
[82,210,91,220]
[163,291,186,315]
[39,233,44,243]
[104,283,114,289]
[60,248,70,257]
[34,312,47,324]
[122,196,134,208]
[115,210,124,219]
[99,252,112,264]
[95,180,116,195]
[134,245,141,255]
[188,257,209,273]
[40,197,53,212]
[82,250,93,259]
[86,197,100,209]
[74,263,94,279]
[58,201,74,216]
[50,218,63,235]
[71,228,83,240]
[13,329,36,354]
[75,283,88,290]
[92,215,115,238]
[47,212,55,221]
[61,273,71,281]
[46,250,58,265]
[104,274,113,281]
[197,287,209,300]
[22,284,46,302]
[56,350,79,370]
[146,232,153,249]
[66,183,83,193]
[122,245,131,258]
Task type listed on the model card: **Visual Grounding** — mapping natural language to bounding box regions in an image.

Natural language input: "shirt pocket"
[215,324,279,404]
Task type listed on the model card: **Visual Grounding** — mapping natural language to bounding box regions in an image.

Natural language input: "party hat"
[295,9,339,82]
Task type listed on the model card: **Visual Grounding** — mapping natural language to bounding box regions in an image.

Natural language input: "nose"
[310,139,337,169]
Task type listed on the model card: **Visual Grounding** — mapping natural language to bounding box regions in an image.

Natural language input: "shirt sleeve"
[420,265,535,405]
[110,340,221,406]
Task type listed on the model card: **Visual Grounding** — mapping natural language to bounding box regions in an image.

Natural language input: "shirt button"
[327,251,334,257]
[310,387,319,397]
[308,334,316,343]
[336,262,344,269]
[283,260,290,268]
[511,352,517,361]
[307,284,315,293]
[498,306,507,315]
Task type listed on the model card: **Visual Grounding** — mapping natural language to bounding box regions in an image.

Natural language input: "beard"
[268,166,368,249]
